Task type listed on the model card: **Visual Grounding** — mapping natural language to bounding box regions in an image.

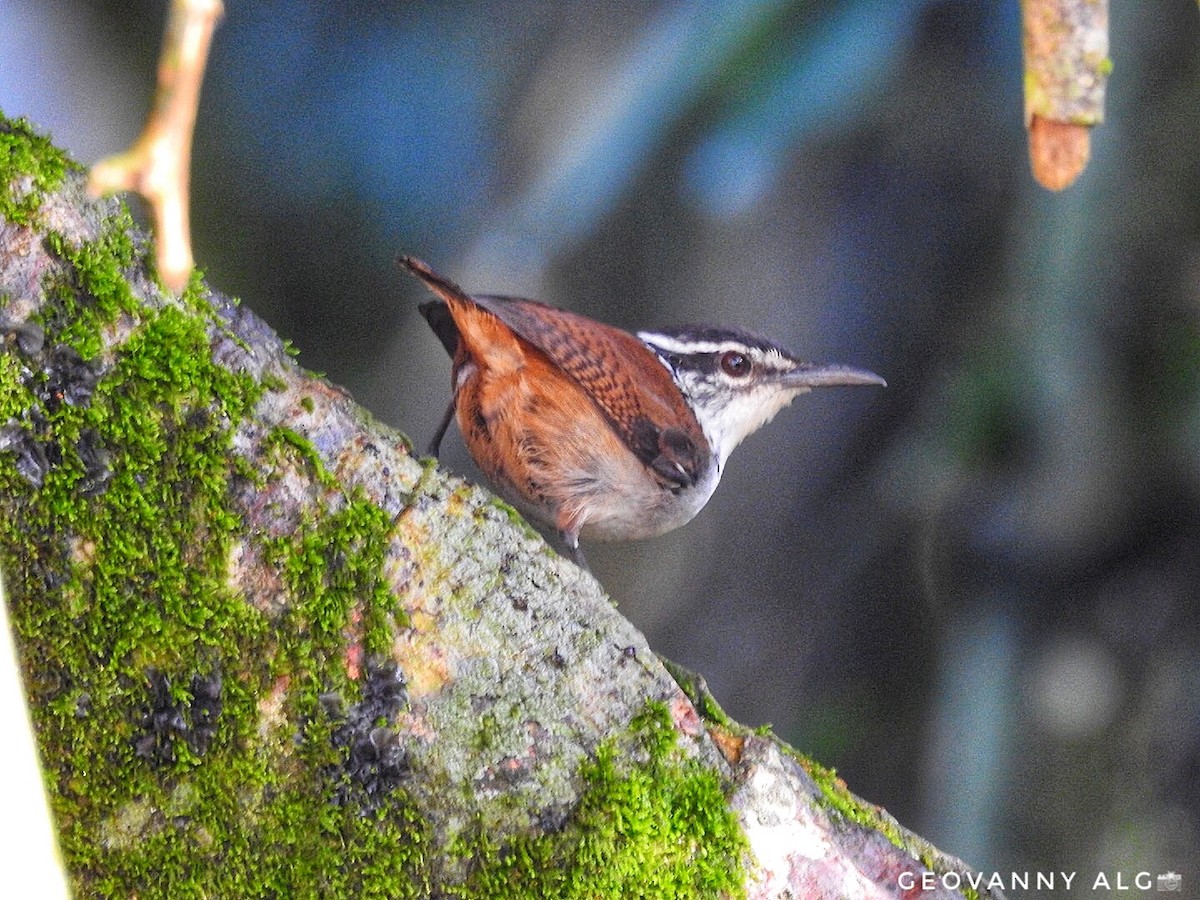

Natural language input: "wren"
[401,256,884,568]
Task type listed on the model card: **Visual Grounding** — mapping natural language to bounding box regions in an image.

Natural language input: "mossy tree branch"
[0,115,996,899]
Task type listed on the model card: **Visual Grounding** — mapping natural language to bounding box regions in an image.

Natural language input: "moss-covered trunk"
[0,113,995,899]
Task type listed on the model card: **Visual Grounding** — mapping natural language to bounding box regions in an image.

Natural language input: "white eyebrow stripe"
[638,332,793,368]
[638,332,755,357]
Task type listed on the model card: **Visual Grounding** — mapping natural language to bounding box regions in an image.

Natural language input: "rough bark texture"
[0,115,998,899]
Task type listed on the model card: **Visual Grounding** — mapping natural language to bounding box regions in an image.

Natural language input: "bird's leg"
[560,530,590,573]
[427,400,455,457]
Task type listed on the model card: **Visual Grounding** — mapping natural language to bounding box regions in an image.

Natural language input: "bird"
[400,255,884,569]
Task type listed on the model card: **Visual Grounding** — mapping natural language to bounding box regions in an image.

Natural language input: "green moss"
[801,755,900,841]
[182,269,253,355]
[660,656,737,730]
[457,701,748,900]
[0,116,422,895]
[0,224,275,889]
[41,219,141,359]
[0,350,28,418]
[268,488,404,672]
[799,751,980,897]
[258,422,407,674]
[264,424,339,490]
[0,114,74,224]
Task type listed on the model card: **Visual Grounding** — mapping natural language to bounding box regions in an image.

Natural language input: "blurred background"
[3,0,1199,890]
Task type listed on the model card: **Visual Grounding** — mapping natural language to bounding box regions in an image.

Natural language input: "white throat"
[695,385,808,470]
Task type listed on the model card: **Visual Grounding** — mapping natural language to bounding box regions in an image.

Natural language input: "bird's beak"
[781,363,887,389]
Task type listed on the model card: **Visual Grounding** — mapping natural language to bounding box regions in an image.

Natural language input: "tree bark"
[0,114,998,899]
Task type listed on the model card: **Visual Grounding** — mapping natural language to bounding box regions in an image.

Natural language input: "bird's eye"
[719,351,751,377]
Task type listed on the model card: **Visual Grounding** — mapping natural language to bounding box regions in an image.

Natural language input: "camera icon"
[1157,872,1182,892]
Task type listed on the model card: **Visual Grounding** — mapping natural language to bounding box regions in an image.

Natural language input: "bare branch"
[87,0,223,292]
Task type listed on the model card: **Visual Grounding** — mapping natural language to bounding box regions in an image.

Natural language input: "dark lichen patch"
[4,319,46,355]
[0,114,74,224]
[73,426,112,496]
[0,418,50,486]
[457,701,748,900]
[132,667,223,767]
[325,658,411,811]
[37,342,100,410]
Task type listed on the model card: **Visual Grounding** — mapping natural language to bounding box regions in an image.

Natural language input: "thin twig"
[88,0,224,293]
